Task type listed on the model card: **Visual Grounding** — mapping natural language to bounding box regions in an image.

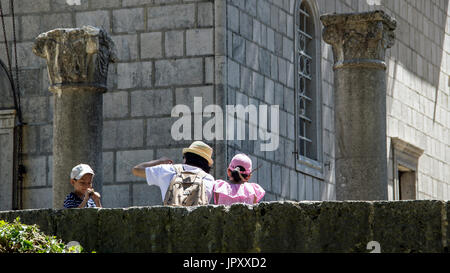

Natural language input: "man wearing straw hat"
[132,141,217,206]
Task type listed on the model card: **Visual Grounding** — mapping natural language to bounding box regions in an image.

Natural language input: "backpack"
[163,164,209,206]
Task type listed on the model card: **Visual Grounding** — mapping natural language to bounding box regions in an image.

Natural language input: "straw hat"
[182,141,214,166]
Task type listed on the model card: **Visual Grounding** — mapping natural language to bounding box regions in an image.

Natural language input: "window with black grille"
[295,1,321,167]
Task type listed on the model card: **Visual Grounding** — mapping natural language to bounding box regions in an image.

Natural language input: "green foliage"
[0,217,83,253]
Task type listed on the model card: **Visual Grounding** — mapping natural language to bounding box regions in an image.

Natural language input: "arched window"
[295,0,322,177]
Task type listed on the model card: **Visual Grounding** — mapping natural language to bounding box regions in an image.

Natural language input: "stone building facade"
[0,0,448,209]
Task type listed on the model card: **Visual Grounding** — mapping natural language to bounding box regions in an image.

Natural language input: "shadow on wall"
[383,0,449,122]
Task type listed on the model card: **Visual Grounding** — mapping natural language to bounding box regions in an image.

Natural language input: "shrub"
[0,218,83,253]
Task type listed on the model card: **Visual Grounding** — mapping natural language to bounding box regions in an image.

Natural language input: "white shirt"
[145,164,216,203]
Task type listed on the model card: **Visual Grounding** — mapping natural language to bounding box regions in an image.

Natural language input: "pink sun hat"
[228,153,252,175]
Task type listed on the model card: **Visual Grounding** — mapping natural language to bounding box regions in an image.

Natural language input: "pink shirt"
[213,180,265,205]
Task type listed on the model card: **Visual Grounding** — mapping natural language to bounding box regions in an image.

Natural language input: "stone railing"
[0,201,448,253]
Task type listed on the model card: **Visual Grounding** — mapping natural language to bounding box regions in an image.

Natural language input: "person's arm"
[90,190,102,208]
[78,191,91,208]
[214,193,220,205]
[132,157,173,178]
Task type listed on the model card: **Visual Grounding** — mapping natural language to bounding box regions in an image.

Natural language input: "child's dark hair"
[229,165,248,184]
[183,152,211,173]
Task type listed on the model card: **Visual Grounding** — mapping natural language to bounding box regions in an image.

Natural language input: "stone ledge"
[0,201,448,253]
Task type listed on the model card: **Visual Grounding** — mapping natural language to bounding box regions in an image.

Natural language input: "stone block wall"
[223,0,449,202]
[0,201,448,253]
[223,0,337,202]
[2,0,219,209]
[1,0,448,209]
[378,0,449,200]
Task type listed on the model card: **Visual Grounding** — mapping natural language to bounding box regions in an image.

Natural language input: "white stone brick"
[267,28,275,52]
[297,173,305,200]
[22,125,38,154]
[284,87,294,114]
[155,58,203,86]
[16,0,50,13]
[305,175,313,200]
[91,0,121,8]
[141,32,163,59]
[112,34,138,61]
[47,156,53,187]
[39,124,53,153]
[113,8,145,33]
[117,62,152,89]
[148,4,195,30]
[165,30,184,57]
[313,179,320,200]
[198,2,213,27]
[130,89,173,117]
[122,0,153,7]
[155,147,183,164]
[22,14,71,41]
[253,19,261,45]
[289,170,297,200]
[22,97,49,123]
[205,57,214,84]
[272,164,282,194]
[103,119,144,149]
[286,14,293,39]
[257,0,271,25]
[23,156,47,187]
[186,28,214,56]
[175,86,214,108]
[147,117,191,147]
[103,152,114,183]
[75,10,110,31]
[132,183,163,206]
[116,149,154,182]
[261,24,267,48]
[22,188,52,209]
[227,4,240,33]
[264,77,274,104]
[17,42,45,68]
[228,59,240,89]
[278,9,287,34]
[102,184,130,208]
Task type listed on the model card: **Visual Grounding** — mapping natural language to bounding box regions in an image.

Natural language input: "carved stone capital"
[321,10,396,69]
[33,26,117,92]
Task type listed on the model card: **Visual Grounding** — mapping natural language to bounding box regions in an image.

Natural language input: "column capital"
[321,10,396,69]
[33,26,117,92]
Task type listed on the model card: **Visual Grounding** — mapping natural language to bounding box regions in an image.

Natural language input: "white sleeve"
[145,164,176,196]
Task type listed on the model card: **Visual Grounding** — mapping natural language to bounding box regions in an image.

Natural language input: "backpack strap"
[172,164,184,177]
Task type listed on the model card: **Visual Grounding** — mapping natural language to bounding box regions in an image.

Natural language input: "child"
[63,164,102,208]
[213,154,265,205]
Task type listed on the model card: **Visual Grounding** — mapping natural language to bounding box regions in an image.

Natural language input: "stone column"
[321,11,396,200]
[33,26,116,208]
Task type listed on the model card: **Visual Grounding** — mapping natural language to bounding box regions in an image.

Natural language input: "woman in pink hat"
[213,154,265,205]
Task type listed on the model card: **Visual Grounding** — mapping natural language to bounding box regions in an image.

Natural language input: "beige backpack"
[163,164,209,206]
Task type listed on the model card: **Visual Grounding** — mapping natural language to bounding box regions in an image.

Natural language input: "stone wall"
[0,201,448,253]
[380,0,449,200]
[0,0,448,209]
[224,0,449,202]
[0,0,220,209]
